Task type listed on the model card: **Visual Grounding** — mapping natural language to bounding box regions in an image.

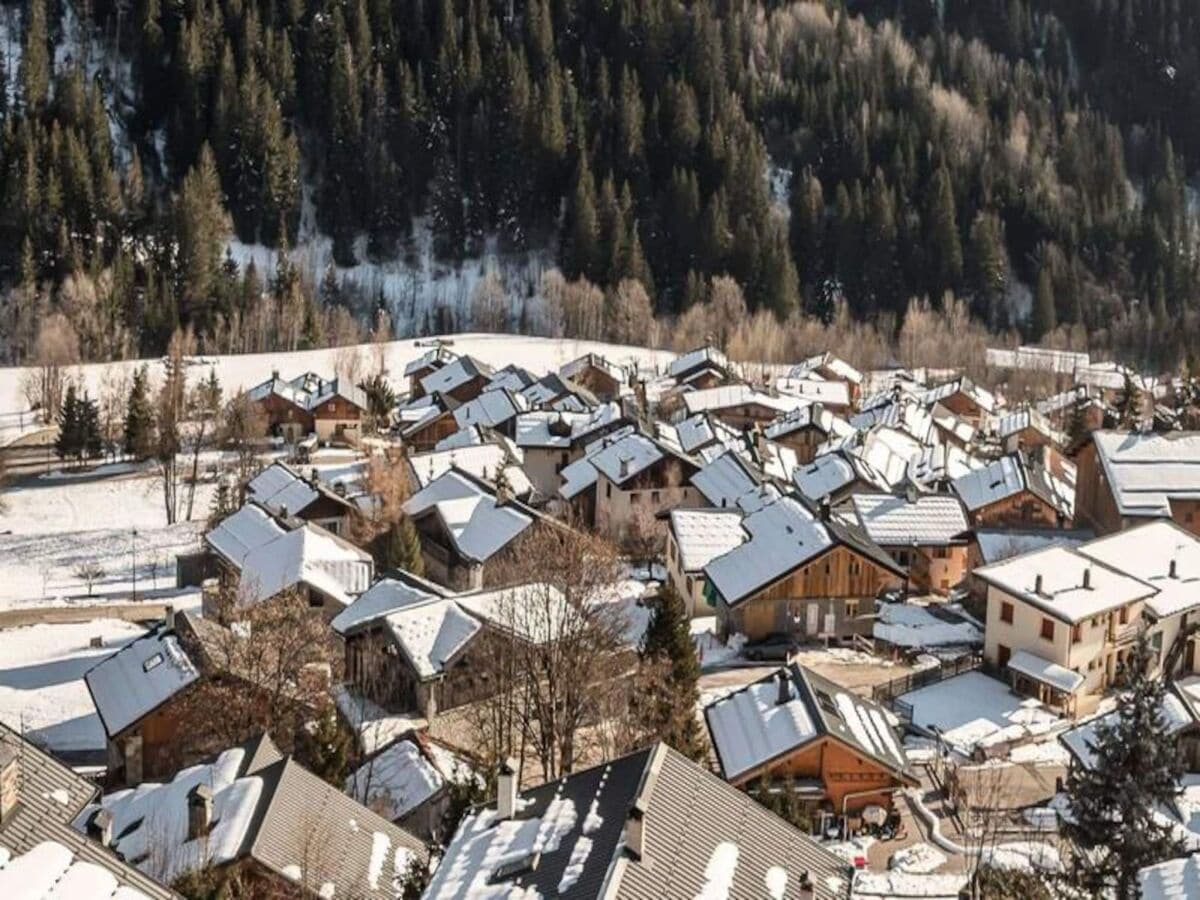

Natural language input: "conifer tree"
[124,365,156,459]
[1063,638,1185,897]
[79,393,102,461]
[632,583,704,759]
[55,383,81,462]
[1032,264,1056,339]
[926,165,962,289]
[20,0,50,113]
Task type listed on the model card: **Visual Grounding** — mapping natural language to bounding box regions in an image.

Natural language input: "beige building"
[666,508,746,617]
[976,520,1200,716]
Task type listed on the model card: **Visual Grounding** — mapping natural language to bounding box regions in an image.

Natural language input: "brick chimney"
[0,745,18,824]
[187,783,214,840]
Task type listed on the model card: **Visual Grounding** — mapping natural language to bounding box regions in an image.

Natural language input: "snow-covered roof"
[205,503,288,567]
[974,528,1093,565]
[668,345,729,379]
[403,469,533,562]
[404,345,458,377]
[952,454,1069,515]
[675,413,740,454]
[1060,691,1193,772]
[239,522,373,607]
[75,747,261,885]
[585,432,668,486]
[453,388,527,430]
[704,497,835,605]
[975,545,1156,624]
[774,378,850,407]
[705,666,910,782]
[1076,520,1200,620]
[764,404,854,442]
[85,627,200,738]
[849,493,969,546]
[246,463,319,513]
[669,509,747,572]
[407,446,530,498]
[921,377,995,414]
[691,450,761,510]
[1139,854,1200,900]
[995,407,1059,442]
[1092,430,1200,518]
[559,353,628,385]
[513,402,623,449]
[487,365,537,394]
[682,384,804,417]
[331,572,448,636]
[419,355,491,396]
[705,672,818,780]
[0,841,154,900]
[790,352,863,385]
[986,345,1090,375]
[345,738,447,821]
[384,598,483,680]
[792,452,868,502]
[1006,650,1084,694]
[929,403,975,444]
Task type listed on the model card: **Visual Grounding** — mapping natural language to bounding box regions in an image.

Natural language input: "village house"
[995,407,1064,455]
[73,733,425,897]
[764,403,855,464]
[774,377,853,415]
[920,377,996,428]
[422,742,849,899]
[666,508,746,617]
[203,502,374,617]
[419,354,494,404]
[681,383,806,430]
[0,724,177,899]
[519,371,598,412]
[792,448,891,507]
[668,412,741,456]
[1074,430,1200,536]
[558,430,703,541]
[558,353,630,402]
[244,461,358,535]
[689,448,773,511]
[513,402,628,500]
[788,352,865,407]
[402,467,563,590]
[399,394,464,451]
[244,371,367,445]
[848,493,972,595]
[951,451,1074,529]
[407,443,532,500]
[705,665,917,822]
[452,387,528,437]
[704,495,904,644]
[404,344,459,398]
[665,345,734,390]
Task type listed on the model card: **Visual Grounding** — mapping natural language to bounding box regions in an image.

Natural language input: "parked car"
[742,633,799,661]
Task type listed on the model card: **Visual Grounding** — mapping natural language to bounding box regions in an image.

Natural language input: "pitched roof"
[951,453,1074,517]
[668,509,747,572]
[424,743,850,900]
[1074,519,1200,620]
[330,571,451,636]
[407,445,531,498]
[775,378,851,407]
[1091,430,1200,518]
[204,503,288,568]
[420,355,492,395]
[403,468,534,562]
[764,404,854,441]
[0,840,171,899]
[1139,854,1200,900]
[453,388,528,430]
[239,522,374,607]
[404,345,458,377]
[849,493,969,546]
[790,353,863,385]
[513,403,624,449]
[705,666,913,783]
[667,345,730,380]
[690,450,762,509]
[682,384,804,417]
[345,738,448,821]
[84,625,200,738]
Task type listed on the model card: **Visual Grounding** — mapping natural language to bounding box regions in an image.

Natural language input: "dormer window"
[142,653,164,673]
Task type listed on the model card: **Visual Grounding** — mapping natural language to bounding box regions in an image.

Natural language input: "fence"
[871,652,982,708]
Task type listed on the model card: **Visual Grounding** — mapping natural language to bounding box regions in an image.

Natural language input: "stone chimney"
[497,758,518,820]
[776,669,792,705]
[625,798,647,860]
[87,809,113,848]
[798,869,814,897]
[0,746,18,824]
[187,783,214,840]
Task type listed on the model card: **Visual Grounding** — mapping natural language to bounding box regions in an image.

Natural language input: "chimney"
[776,669,792,705]
[271,369,280,381]
[798,870,814,898]
[310,467,320,484]
[0,746,18,824]
[819,497,831,522]
[619,456,631,480]
[89,635,105,649]
[497,758,518,820]
[278,505,288,519]
[1082,567,1091,590]
[187,783,213,840]
[1034,574,1044,596]
[625,799,647,860]
[1170,559,1178,579]
[87,809,113,848]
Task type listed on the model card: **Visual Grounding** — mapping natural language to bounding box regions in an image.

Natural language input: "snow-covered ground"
[874,602,982,651]
[0,618,146,754]
[0,334,677,420]
[0,470,214,609]
[899,671,1064,756]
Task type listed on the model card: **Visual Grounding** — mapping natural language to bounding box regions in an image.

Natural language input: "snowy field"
[0,470,214,609]
[0,618,147,755]
[0,333,677,416]
[899,671,1064,756]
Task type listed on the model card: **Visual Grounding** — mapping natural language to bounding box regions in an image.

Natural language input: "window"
[1119,607,1128,625]
[606,483,611,499]
[1000,601,1014,624]
[142,653,163,673]
[1041,618,1055,641]
[631,491,641,504]
[997,644,1011,667]
[651,490,660,503]
[849,559,861,576]
[846,600,859,619]
[1072,623,1082,644]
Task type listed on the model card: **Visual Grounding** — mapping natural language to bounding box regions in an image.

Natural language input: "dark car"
[742,633,799,662]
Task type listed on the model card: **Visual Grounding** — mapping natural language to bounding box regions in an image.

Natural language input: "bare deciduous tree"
[22,313,80,422]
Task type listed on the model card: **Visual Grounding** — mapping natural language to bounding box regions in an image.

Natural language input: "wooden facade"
[255,392,313,442]
[969,491,1065,529]
[717,545,902,643]
[1074,440,1200,538]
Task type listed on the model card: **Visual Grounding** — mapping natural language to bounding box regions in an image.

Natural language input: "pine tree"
[79,393,102,461]
[1063,638,1185,897]
[1117,371,1144,430]
[20,0,50,113]
[374,515,424,576]
[124,365,156,459]
[565,155,600,281]
[1032,263,1056,339]
[55,384,81,462]
[633,583,704,759]
[925,165,962,289]
[174,145,231,330]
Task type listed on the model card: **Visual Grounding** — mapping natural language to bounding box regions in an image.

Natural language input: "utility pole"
[131,528,138,601]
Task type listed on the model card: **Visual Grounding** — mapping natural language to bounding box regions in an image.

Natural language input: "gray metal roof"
[0,725,177,898]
